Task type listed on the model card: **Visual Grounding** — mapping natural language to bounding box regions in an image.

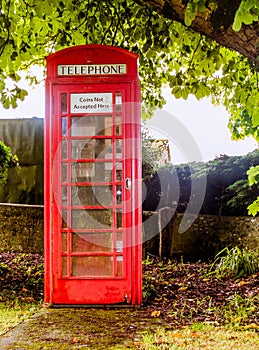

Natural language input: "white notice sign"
[70,93,113,114]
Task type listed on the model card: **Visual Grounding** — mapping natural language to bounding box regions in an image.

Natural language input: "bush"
[0,141,18,185]
[0,253,44,301]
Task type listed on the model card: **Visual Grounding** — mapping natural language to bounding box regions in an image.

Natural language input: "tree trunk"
[158,207,175,258]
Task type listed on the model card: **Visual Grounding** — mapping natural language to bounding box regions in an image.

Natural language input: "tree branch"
[135,0,259,62]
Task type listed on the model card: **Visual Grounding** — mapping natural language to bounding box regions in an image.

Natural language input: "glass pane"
[116,186,122,205]
[117,211,122,228]
[71,162,95,180]
[115,93,122,112]
[116,139,122,158]
[97,139,112,158]
[71,209,112,229]
[71,116,113,136]
[103,116,113,135]
[116,257,123,277]
[62,233,67,252]
[72,186,113,206]
[61,140,68,159]
[116,162,122,181]
[61,93,67,114]
[61,186,68,206]
[72,256,113,276]
[71,139,113,160]
[61,163,67,182]
[71,162,112,182]
[71,117,96,136]
[116,232,123,277]
[71,139,95,159]
[72,232,113,252]
[96,162,112,182]
[115,115,122,135]
[62,117,68,136]
[62,210,67,228]
[116,238,123,253]
[61,257,68,276]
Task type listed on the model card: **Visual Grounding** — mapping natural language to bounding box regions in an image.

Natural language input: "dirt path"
[0,307,166,349]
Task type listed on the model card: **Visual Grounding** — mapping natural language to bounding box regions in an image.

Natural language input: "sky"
[145,87,257,164]
[0,79,257,164]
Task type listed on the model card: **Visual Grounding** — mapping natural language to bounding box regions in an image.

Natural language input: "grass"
[210,246,259,279]
[135,324,259,350]
[224,293,259,327]
[0,300,42,336]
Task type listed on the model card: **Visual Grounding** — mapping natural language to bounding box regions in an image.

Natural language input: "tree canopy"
[0,0,258,142]
[143,150,259,216]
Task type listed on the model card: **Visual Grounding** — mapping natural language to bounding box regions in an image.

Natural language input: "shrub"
[0,141,18,185]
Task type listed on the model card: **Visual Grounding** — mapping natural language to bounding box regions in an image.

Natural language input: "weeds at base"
[0,300,42,336]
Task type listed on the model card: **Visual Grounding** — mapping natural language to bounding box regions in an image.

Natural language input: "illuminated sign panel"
[58,64,127,76]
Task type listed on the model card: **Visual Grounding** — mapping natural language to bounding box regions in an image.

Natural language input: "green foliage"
[142,126,167,180]
[0,0,258,126]
[150,151,259,216]
[223,179,256,215]
[247,165,259,215]
[228,109,259,142]
[0,141,18,185]
[184,0,204,27]
[0,300,42,336]
[194,151,259,215]
[233,0,259,31]
[247,197,259,216]
[247,165,259,185]
[183,0,259,34]
[0,253,44,302]
[211,247,259,279]
[139,323,259,348]
[224,293,259,328]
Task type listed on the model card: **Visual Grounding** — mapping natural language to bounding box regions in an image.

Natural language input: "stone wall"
[170,214,259,261]
[1,204,258,261]
[0,118,44,204]
[143,212,259,261]
[0,203,44,254]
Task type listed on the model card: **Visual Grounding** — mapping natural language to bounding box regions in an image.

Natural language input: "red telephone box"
[44,45,142,305]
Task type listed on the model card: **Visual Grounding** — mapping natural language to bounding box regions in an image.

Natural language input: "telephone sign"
[44,45,142,306]
[57,64,127,75]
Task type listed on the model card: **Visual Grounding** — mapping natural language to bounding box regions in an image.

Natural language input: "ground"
[0,253,258,349]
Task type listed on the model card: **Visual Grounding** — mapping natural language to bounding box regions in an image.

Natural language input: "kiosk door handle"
[125,178,132,189]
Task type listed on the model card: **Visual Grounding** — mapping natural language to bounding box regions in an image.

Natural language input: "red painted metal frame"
[44,45,142,306]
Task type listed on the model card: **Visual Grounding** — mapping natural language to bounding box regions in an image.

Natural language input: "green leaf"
[184,2,198,26]
[172,87,182,99]
[247,165,259,185]
[181,87,189,100]
[243,11,257,24]
[233,10,243,31]
[247,197,259,216]
[252,108,259,127]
